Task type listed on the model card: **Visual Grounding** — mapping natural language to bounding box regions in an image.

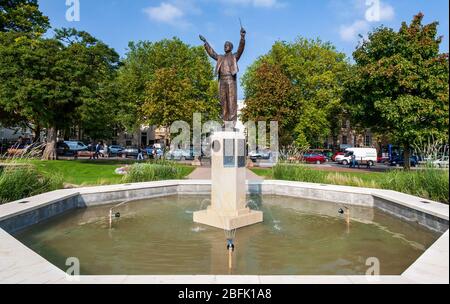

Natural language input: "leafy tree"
[0,28,119,159]
[0,0,49,133]
[344,13,449,169]
[241,62,295,145]
[117,38,219,132]
[76,80,121,142]
[0,0,49,34]
[242,38,350,148]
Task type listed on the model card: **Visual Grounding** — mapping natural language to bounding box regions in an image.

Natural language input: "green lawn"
[251,168,273,179]
[21,160,195,186]
[0,159,196,204]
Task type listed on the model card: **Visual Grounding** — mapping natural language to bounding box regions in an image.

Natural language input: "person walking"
[152,146,157,160]
[137,146,144,161]
[94,142,102,160]
[350,153,357,169]
[103,143,109,158]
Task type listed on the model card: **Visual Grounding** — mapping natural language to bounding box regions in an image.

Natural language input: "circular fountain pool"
[16,195,440,276]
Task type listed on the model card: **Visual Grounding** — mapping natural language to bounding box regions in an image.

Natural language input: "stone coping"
[0,180,448,284]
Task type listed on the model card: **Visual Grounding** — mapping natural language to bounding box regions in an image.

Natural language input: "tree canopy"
[0,28,119,158]
[116,38,220,132]
[344,13,449,168]
[242,38,350,148]
[0,0,49,34]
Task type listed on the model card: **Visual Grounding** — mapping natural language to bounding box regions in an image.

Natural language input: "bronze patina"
[199,27,246,124]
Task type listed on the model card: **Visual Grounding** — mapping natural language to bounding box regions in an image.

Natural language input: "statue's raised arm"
[235,27,246,61]
[198,27,247,125]
[199,35,218,61]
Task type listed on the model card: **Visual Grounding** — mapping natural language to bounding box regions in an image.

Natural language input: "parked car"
[304,153,327,164]
[335,153,347,164]
[332,152,345,162]
[431,157,449,168]
[56,142,76,157]
[389,156,419,167]
[166,149,194,161]
[377,156,390,164]
[249,150,272,162]
[65,141,89,152]
[109,145,124,156]
[338,148,378,166]
[120,147,140,159]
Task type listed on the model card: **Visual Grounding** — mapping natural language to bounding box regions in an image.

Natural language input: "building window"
[141,132,148,147]
[342,136,348,145]
[365,135,371,147]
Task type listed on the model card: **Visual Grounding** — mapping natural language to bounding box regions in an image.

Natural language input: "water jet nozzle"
[227,239,235,252]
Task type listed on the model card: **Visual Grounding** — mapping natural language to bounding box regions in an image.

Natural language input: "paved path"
[188,167,264,181]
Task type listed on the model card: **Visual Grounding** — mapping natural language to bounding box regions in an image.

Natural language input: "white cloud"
[339,20,369,42]
[224,0,284,8]
[144,2,184,24]
[365,0,395,22]
[338,0,395,42]
[378,1,395,21]
[143,1,204,28]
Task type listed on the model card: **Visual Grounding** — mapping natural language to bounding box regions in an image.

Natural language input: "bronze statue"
[200,27,246,124]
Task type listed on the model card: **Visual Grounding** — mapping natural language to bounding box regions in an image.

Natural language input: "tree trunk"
[33,125,41,143]
[403,143,411,170]
[42,127,58,160]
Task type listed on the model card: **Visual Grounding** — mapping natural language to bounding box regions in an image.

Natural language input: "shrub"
[381,168,449,204]
[122,163,185,183]
[325,172,380,189]
[0,166,63,204]
[271,164,449,204]
[273,164,327,183]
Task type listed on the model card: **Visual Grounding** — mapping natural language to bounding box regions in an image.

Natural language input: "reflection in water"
[16,195,441,276]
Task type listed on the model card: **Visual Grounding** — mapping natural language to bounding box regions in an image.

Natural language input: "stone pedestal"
[194,131,263,230]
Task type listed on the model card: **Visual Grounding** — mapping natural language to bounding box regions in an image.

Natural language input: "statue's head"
[224,41,234,53]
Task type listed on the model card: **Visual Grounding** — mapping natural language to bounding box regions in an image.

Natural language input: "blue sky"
[40,0,449,98]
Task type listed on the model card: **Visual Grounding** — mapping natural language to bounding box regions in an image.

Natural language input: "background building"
[0,126,33,143]
[327,120,391,154]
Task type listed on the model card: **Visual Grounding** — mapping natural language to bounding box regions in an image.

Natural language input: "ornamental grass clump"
[273,164,327,184]
[381,168,449,204]
[122,163,184,183]
[0,165,63,204]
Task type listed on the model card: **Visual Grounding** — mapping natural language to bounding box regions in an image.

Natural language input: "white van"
[338,148,378,166]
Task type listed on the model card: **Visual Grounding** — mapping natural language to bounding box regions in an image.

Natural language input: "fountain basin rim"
[0,179,448,284]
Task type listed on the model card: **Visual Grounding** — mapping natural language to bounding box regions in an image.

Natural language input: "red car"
[304,154,327,164]
[377,156,390,164]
